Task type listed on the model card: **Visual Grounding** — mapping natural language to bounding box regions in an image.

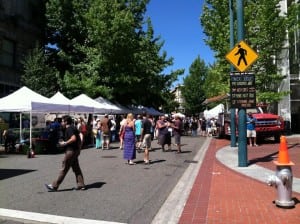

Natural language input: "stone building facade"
[277,0,300,133]
[0,0,44,97]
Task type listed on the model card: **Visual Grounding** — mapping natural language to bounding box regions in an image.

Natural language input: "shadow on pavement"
[85,181,106,190]
[248,151,278,166]
[149,159,166,165]
[0,169,36,180]
[52,182,106,192]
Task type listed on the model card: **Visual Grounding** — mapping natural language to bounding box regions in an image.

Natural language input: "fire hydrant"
[267,166,295,207]
[267,135,295,208]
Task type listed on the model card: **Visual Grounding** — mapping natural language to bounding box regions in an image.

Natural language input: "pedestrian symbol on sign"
[226,40,258,72]
[235,44,247,66]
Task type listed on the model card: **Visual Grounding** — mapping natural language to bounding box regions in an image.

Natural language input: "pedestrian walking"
[109,115,117,142]
[123,113,136,165]
[191,117,198,137]
[141,113,152,164]
[45,115,85,191]
[135,114,143,151]
[101,114,112,150]
[171,115,183,153]
[156,115,171,151]
[200,117,206,137]
[77,117,87,148]
[95,118,102,149]
[118,114,127,150]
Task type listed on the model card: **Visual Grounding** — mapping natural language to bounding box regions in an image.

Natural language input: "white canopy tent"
[49,91,93,113]
[94,96,122,114]
[172,112,186,118]
[0,86,59,112]
[71,94,113,114]
[204,104,224,119]
[0,87,71,148]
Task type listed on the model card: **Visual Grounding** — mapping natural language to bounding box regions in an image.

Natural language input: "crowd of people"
[2,111,259,192]
[44,113,183,191]
[117,113,184,164]
[2,113,222,155]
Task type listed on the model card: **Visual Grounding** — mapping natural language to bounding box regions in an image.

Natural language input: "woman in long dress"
[95,119,102,149]
[123,113,136,165]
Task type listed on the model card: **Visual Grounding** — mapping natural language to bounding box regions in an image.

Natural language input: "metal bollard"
[267,166,295,207]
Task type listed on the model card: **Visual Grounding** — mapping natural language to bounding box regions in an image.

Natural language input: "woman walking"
[123,113,136,165]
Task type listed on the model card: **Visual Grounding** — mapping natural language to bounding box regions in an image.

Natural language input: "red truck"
[217,107,284,143]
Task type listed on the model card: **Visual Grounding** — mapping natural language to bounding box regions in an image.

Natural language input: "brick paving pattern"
[179,137,300,224]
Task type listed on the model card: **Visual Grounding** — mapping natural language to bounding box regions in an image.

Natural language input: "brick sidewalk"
[179,138,300,224]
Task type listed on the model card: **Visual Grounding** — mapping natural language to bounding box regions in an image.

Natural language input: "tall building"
[278,0,300,133]
[171,85,185,113]
[0,0,45,97]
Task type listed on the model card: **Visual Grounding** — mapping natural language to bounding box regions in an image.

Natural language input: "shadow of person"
[84,181,106,190]
[148,159,166,164]
[55,182,106,192]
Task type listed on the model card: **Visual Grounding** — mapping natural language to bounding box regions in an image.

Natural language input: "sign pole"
[237,0,248,167]
[229,0,236,147]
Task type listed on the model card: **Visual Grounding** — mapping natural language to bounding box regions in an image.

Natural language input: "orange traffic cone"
[274,136,294,166]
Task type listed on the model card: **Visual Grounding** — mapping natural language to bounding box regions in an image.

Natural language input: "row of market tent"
[0,86,164,148]
[0,86,164,116]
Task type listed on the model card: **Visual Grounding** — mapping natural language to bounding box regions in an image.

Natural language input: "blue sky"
[146,0,215,86]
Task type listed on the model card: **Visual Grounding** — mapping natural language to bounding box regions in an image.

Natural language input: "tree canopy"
[181,56,208,115]
[199,0,293,107]
[21,0,183,109]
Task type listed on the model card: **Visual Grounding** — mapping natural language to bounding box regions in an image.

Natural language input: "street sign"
[230,73,256,108]
[226,40,258,72]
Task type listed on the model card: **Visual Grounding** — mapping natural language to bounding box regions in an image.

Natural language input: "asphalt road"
[0,136,207,224]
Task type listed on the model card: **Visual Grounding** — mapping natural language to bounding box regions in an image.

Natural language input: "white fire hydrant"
[267,165,295,208]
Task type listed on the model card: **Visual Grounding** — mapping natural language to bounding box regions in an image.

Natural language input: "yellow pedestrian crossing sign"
[226,40,258,72]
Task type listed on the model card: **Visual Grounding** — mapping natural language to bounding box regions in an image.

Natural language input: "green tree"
[203,62,229,99]
[21,45,59,97]
[201,0,290,105]
[83,0,182,106]
[32,0,183,108]
[45,0,96,97]
[181,56,208,115]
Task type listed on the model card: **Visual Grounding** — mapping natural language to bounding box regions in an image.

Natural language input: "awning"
[202,94,229,105]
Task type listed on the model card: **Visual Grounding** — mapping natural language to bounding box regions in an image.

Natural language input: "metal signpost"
[226,40,258,167]
[225,0,259,167]
[226,41,258,167]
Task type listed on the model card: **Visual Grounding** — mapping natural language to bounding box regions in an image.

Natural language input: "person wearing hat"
[247,112,258,146]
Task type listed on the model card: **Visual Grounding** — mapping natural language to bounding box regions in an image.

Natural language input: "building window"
[291,83,300,99]
[0,39,15,67]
